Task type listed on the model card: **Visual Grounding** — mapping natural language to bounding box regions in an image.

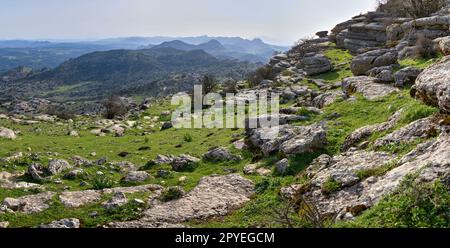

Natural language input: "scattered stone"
[123,171,151,183]
[275,159,290,175]
[298,53,333,76]
[118,151,130,158]
[59,190,102,208]
[0,127,16,140]
[39,218,80,228]
[161,122,173,130]
[1,192,55,214]
[170,155,200,172]
[64,169,85,180]
[71,156,92,167]
[312,91,344,109]
[48,159,72,175]
[203,147,242,162]
[28,163,46,181]
[68,130,79,137]
[351,49,398,76]
[0,221,9,228]
[103,192,128,211]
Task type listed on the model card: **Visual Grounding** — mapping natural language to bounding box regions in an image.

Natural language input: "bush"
[377,0,448,18]
[91,174,116,189]
[183,133,193,142]
[248,65,273,87]
[223,80,238,94]
[201,75,218,95]
[159,186,184,202]
[342,175,450,228]
[103,96,129,119]
[321,177,341,195]
[45,105,76,120]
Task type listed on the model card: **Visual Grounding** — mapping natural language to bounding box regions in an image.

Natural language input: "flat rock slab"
[59,190,102,208]
[342,76,399,100]
[108,174,254,228]
[1,192,55,214]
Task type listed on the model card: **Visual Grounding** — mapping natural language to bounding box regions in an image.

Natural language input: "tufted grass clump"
[91,174,116,190]
[159,186,184,202]
[321,177,341,195]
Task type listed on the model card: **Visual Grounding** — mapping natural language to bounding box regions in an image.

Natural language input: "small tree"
[201,75,218,95]
[103,96,128,119]
[223,79,238,94]
[247,65,273,88]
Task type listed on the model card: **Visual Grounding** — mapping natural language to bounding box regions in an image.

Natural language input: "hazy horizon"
[0,0,377,46]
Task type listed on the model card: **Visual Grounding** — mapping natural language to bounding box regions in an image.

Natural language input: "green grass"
[312,46,353,83]
[321,177,341,195]
[398,56,443,70]
[338,176,450,228]
[356,160,399,180]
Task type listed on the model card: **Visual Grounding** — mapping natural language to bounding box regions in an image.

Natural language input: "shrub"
[201,75,218,95]
[183,133,193,143]
[413,33,438,59]
[102,96,129,119]
[342,175,450,228]
[45,105,76,120]
[377,0,448,18]
[321,177,341,195]
[159,186,184,202]
[248,65,273,88]
[223,80,238,94]
[91,174,116,189]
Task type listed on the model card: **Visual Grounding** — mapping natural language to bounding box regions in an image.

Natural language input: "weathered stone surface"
[351,49,398,76]
[0,127,16,140]
[248,124,326,157]
[107,174,254,228]
[394,67,422,87]
[71,156,92,167]
[435,36,450,55]
[275,159,290,175]
[102,124,125,137]
[367,66,395,82]
[312,91,344,109]
[374,117,438,148]
[59,190,102,208]
[414,56,450,113]
[203,147,242,162]
[0,171,44,190]
[123,171,151,183]
[298,53,332,76]
[342,110,403,151]
[48,159,72,175]
[1,192,55,214]
[0,221,9,228]
[27,163,46,181]
[103,192,128,211]
[39,218,80,228]
[161,122,173,130]
[170,155,200,172]
[342,76,399,100]
[103,184,163,195]
[297,132,450,219]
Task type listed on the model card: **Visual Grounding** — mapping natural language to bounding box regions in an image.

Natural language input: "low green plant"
[321,177,341,195]
[183,133,193,143]
[159,187,184,202]
[91,174,116,190]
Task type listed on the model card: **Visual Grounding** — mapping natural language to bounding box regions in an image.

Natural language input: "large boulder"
[312,91,344,109]
[298,53,332,76]
[394,67,423,87]
[413,56,450,113]
[0,127,16,140]
[248,124,327,157]
[123,171,151,183]
[351,49,398,76]
[170,155,200,172]
[342,76,399,100]
[1,192,55,214]
[435,36,450,55]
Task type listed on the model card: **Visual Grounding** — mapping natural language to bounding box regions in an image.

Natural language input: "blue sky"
[0,0,377,45]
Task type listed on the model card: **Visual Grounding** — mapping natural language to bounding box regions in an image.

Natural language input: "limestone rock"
[39,218,80,228]
[203,147,242,162]
[414,56,450,113]
[103,192,128,211]
[108,174,254,228]
[48,159,72,175]
[298,53,332,76]
[394,67,422,87]
[374,117,438,148]
[351,49,398,76]
[342,76,399,100]
[312,91,344,109]
[59,190,102,208]
[342,109,403,151]
[123,171,151,183]
[170,155,200,172]
[0,127,16,140]
[1,192,55,214]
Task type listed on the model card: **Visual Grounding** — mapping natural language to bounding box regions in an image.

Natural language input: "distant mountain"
[0,47,259,102]
[0,36,288,73]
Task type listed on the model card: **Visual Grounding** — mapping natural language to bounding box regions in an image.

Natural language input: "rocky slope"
[0,3,449,228]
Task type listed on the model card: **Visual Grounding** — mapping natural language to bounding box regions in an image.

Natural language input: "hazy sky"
[0,0,377,45]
